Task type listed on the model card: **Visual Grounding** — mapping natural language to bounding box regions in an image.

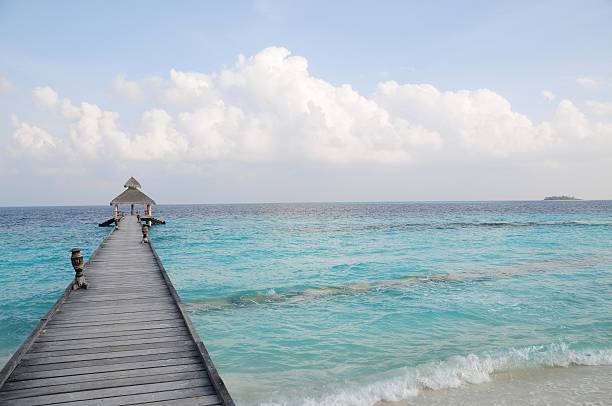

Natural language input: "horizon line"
[0,198,605,209]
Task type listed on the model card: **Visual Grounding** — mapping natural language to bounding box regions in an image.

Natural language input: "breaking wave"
[262,343,612,406]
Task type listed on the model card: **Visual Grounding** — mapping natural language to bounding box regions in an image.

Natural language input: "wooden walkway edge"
[0,215,234,406]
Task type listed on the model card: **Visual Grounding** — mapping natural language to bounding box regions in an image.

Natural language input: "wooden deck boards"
[0,215,233,406]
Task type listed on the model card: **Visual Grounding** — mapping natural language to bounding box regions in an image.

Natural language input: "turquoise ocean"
[1,201,611,404]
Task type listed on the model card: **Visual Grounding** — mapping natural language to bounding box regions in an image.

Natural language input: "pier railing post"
[114,209,122,230]
[141,224,149,244]
[70,248,88,290]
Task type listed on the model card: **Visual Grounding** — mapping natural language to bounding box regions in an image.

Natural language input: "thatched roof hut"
[110,177,156,209]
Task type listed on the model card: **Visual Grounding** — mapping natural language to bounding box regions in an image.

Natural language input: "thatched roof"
[110,177,156,205]
[124,176,142,189]
[110,188,156,205]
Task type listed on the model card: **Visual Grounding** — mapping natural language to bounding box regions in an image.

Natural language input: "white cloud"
[113,74,143,100]
[164,69,215,105]
[196,47,443,164]
[576,77,599,88]
[10,47,612,173]
[0,75,13,93]
[32,86,83,119]
[552,99,590,139]
[130,109,189,160]
[586,100,612,116]
[542,90,556,101]
[18,48,445,165]
[69,101,186,160]
[374,81,554,156]
[11,116,57,157]
[32,86,60,109]
[26,86,191,161]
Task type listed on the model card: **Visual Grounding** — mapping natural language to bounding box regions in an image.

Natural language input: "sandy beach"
[380,365,612,406]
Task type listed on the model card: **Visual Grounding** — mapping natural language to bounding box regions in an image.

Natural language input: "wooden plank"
[36,328,188,343]
[1,379,214,406]
[0,371,210,400]
[42,320,186,334]
[50,311,180,324]
[30,388,218,406]
[78,287,170,294]
[22,345,197,365]
[30,334,192,353]
[83,283,168,289]
[88,259,159,262]
[83,280,167,286]
[34,328,189,345]
[47,313,180,328]
[51,310,180,324]
[71,285,168,292]
[84,278,167,284]
[24,340,196,358]
[2,364,205,391]
[56,302,176,316]
[37,327,186,342]
[58,297,176,309]
[64,293,174,302]
[13,350,199,372]
[55,303,170,313]
[84,273,165,279]
[135,395,221,406]
[40,320,186,336]
[50,310,179,324]
[10,356,202,381]
[66,293,174,303]
[63,290,172,298]
[88,261,159,265]
[88,263,159,268]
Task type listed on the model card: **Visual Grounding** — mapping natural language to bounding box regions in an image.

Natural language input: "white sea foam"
[261,343,612,406]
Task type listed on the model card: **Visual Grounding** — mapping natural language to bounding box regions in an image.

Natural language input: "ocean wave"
[444,220,612,228]
[185,256,600,310]
[262,343,612,406]
[185,274,464,310]
[294,220,612,234]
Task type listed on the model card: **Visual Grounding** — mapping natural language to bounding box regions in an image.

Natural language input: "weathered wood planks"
[0,215,234,406]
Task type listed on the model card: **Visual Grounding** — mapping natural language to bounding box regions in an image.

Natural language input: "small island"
[544,195,581,200]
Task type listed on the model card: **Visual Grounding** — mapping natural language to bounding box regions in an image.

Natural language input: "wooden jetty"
[0,179,233,406]
[100,177,165,227]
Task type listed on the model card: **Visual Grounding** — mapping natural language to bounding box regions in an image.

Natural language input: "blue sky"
[1,1,611,205]
[3,1,610,110]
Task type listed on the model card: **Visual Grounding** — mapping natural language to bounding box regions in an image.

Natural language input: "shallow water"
[1,202,611,405]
